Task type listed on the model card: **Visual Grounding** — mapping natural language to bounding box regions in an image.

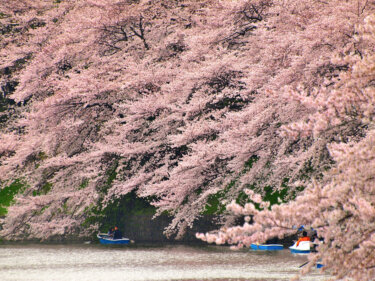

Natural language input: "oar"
[299,261,309,268]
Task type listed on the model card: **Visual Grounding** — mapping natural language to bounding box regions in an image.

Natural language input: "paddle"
[299,261,309,268]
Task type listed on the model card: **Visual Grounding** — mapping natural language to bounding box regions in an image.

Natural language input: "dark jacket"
[113,229,122,239]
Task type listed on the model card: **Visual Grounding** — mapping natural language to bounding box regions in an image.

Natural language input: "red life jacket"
[296,236,310,246]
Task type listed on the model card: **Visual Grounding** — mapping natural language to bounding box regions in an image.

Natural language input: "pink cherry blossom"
[1,1,375,279]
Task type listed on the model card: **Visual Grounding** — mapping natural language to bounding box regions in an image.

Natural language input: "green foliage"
[32,182,52,196]
[106,165,117,185]
[82,161,156,232]
[81,204,99,228]
[243,155,259,172]
[0,179,27,216]
[37,151,48,160]
[263,186,288,205]
[0,97,15,124]
[97,160,118,194]
[203,156,259,215]
[0,12,9,19]
[34,151,48,169]
[62,201,69,213]
[203,180,235,215]
[33,205,49,216]
[78,178,89,190]
[0,98,6,113]
[29,20,46,30]
[242,178,305,210]
[99,190,156,232]
[201,156,304,214]
[82,190,156,232]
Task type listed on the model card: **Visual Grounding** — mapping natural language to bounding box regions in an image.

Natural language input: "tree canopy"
[1,1,375,279]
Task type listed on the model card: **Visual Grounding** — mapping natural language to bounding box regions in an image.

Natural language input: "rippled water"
[0,243,329,281]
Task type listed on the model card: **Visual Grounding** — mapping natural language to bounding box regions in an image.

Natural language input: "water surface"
[0,243,329,281]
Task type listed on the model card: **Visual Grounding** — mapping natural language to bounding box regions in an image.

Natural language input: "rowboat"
[289,241,310,254]
[250,243,284,251]
[97,233,130,245]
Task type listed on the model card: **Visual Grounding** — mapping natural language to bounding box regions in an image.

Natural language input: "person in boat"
[107,227,114,237]
[310,230,324,252]
[113,226,122,240]
[296,231,310,246]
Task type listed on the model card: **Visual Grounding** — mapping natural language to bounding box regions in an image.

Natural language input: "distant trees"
[0,0,375,278]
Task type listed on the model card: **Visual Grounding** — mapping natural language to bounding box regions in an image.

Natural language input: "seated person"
[107,228,114,237]
[113,226,122,239]
[310,230,323,252]
[296,231,310,246]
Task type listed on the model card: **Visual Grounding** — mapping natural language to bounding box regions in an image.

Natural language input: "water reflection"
[0,243,329,281]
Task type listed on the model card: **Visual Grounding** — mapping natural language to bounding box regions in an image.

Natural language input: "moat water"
[0,243,329,281]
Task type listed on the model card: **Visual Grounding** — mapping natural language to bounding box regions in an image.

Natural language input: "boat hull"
[290,248,310,254]
[289,241,310,254]
[251,244,284,251]
[99,238,130,245]
[97,234,130,245]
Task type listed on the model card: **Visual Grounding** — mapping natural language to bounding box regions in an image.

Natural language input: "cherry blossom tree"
[197,10,375,281]
[0,6,374,281]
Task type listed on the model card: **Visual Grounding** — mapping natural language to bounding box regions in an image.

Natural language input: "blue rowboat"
[289,241,310,254]
[250,243,284,251]
[97,234,130,245]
